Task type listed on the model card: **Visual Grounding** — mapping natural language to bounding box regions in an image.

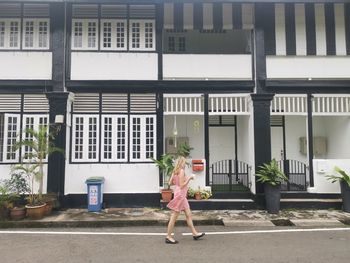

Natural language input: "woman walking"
[165,156,205,244]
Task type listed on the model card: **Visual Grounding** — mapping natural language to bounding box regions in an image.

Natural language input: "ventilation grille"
[0,94,21,112]
[102,94,128,113]
[73,93,100,112]
[101,5,127,18]
[209,115,236,126]
[24,94,49,112]
[270,116,283,126]
[129,5,156,19]
[130,94,156,113]
[0,3,21,17]
[72,5,99,18]
[23,4,50,17]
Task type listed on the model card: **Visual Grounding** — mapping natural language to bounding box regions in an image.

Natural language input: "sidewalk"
[1,208,350,228]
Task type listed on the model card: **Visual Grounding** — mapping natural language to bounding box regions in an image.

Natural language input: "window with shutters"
[129,20,155,51]
[0,114,20,163]
[72,115,100,162]
[130,115,156,162]
[100,19,127,50]
[23,19,50,49]
[101,115,128,162]
[0,19,21,49]
[71,19,98,50]
[22,115,49,161]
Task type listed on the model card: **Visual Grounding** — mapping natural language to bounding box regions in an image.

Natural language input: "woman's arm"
[179,169,193,189]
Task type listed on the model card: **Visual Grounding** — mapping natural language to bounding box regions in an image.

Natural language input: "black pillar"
[50,3,66,92]
[204,93,209,186]
[156,3,163,81]
[157,93,164,186]
[307,94,314,187]
[47,2,68,201]
[46,92,70,199]
[251,94,274,194]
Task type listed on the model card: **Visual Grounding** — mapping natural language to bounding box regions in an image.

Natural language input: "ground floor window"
[0,113,49,163]
[71,93,157,163]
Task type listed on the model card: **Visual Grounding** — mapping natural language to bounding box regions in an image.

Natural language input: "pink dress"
[167,171,190,212]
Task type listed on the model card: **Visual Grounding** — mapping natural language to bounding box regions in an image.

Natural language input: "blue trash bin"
[85,177,105,212]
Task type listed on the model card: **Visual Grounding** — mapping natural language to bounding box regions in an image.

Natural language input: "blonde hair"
[173,156,186,175]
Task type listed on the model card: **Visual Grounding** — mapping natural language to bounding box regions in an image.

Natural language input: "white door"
[271,127,284,160]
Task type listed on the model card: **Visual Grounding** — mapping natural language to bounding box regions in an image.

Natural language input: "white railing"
[271,95,307,115]
[312,95,350,116]
[164,95,203,115]
[209,94,250,115]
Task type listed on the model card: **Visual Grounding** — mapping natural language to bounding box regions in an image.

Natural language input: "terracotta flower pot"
[10,207,26,220]
[25,203,46,220]
[194,192,202,200]
[161,189,173,202]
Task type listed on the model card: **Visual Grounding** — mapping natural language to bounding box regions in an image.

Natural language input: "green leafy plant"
[188,187,212,199]
[176,143,193,158]
[3,172,30,207]
[151,143,192,189]
[326,166,350,187]
[255,159,288,186]
[151,153,174,189]
[12,126,64,206]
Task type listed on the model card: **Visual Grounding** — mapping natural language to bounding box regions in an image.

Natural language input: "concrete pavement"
[1,208,350,228]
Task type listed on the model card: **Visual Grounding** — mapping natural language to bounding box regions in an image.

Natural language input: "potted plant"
[200,188,212,200]
[13,125,64,219]
[151,153,174,202]
[194,187,202,200]
[326,166,350,213]
[255,159,288,214]
[4,172,30,220]
[0,183,17,220]
[151,143,193,202]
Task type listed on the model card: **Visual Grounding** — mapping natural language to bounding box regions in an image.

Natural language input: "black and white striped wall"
[263,3,350,56]
[163,2,254,31]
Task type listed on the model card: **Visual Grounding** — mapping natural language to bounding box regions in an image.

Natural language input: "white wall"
[164,115,204,159]
[322,116,350,159]
[70,52,158,80]
[311,159,350,193]
[237,115,255,193]
[64,163,159,194]
[285,116,308,163]
[0,52,52,79]
[163,54,252,80]
[209,126,235,164]
[266,56,350,79]
[164,115,206,189]
[0,164,48,194]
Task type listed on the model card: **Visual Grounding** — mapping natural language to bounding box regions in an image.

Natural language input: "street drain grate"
[271,219,295,226]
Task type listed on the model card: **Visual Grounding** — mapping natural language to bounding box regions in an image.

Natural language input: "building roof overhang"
[0,0,348,4]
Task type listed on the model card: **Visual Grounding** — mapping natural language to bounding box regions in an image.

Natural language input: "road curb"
[0,218,224,229]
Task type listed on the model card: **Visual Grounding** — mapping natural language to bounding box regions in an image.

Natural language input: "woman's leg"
[166,211,180,240]
[184,208,199,236]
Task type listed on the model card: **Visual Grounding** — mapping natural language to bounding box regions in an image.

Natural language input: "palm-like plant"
[326,166,350,187]
[12,126,64,205]
[151,153,174,189]
[255,159,288,186]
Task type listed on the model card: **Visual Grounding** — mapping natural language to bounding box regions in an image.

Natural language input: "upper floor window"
[23,19,50,49]
[100,19,127,51]
[0,19,21,49]
[129,20,155,51]
[72,19,98,50]
[0,3,50,50]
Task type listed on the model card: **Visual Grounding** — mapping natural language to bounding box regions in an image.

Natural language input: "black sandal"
[193,233,205,240]
[165,238,179,244]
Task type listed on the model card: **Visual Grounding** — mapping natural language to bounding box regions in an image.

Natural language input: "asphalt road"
[0,226,349,263]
